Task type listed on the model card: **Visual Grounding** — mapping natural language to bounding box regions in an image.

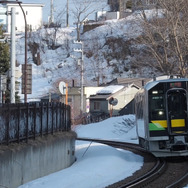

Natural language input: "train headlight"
[158,111,164,115]
[152,91,158,94]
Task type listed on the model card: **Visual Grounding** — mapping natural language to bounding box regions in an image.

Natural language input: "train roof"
[145,77,188,90]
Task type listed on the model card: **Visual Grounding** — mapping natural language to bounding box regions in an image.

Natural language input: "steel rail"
[124,159,166,188]
[166,171,188,188]
[76,137,168,188]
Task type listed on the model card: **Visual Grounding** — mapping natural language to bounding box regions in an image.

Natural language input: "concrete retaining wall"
[0,131,77,188]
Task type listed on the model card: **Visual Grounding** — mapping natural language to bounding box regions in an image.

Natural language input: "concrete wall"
[0,131,77,188]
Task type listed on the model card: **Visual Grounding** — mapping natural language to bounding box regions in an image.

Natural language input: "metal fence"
[0,102,71,145]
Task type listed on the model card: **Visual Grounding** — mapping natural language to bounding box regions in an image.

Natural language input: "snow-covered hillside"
[16,9,158,101]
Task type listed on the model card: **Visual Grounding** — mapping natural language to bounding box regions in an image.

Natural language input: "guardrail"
[0,102,71,145]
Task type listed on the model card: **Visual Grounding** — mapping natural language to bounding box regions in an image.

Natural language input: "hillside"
[16,10,159,101]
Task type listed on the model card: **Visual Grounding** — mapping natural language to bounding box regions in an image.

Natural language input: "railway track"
[144,157,188,188]
[77,138,188,188]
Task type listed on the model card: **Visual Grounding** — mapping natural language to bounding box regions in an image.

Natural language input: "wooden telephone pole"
[66,0,69,27]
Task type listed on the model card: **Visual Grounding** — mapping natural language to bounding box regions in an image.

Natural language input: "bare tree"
[137,0,188,77]
[44,11,66,50]
[84,36,106,86]
[71,0,101,41]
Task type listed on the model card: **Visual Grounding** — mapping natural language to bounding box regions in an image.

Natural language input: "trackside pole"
[10,7,16,103]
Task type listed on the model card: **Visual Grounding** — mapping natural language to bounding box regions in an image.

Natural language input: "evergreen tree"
[0,25,11,103]
[0,25,10,74]
[0,44,10,74]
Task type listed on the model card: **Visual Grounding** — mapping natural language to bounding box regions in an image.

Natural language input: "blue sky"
[21,0,109,25]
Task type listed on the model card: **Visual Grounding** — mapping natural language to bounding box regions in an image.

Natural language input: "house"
[89,77,151,118]
[41,86,103,125]
[64,86,103,124]
[118,98,135,115]
[89,84,140,117]
[84,86,104,113]
[107,0,157,18]
[40,93,62,103]
[0,3,44,33]
[40,87,85,125]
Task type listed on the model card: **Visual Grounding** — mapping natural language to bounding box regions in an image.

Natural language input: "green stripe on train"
[149,123,166,131]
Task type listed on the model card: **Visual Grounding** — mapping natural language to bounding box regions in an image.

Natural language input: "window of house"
[94,101,100,111]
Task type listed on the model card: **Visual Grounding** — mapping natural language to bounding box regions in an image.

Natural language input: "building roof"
[89,94,111,100]
[41,93,61,100]
[96,85,124,95]
[89,83,139,100]
[101,77,151,88]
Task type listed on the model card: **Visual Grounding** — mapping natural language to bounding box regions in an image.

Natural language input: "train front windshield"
[148,81,188,135]
[149,84,166,121]
[167,90,186,119]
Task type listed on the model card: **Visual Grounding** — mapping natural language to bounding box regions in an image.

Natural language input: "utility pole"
[50,0,54,24]
[18,2,28,103]
[10,7,16,103]
[74,41,84,115]
[0,1,28,103]
[66,0,69,27]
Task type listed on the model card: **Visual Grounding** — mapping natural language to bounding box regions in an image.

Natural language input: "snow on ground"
[75,114,138,143]
[18,115,144,188]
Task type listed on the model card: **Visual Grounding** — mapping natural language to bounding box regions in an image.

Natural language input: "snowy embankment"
[18,115,143,188]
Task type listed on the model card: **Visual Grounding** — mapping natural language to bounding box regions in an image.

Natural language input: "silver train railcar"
[135,77,188,157]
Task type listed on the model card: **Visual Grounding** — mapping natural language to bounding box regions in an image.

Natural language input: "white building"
[0,3,44,33]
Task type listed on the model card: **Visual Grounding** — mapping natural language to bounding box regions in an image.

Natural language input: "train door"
[166,89,188,135]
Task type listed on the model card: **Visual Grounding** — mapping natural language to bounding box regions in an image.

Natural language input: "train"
[135,76,188,157]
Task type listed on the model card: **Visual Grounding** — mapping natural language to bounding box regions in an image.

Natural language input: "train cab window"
[167,90,187,119]
[149,83,166,120]
[149,95,166,120]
